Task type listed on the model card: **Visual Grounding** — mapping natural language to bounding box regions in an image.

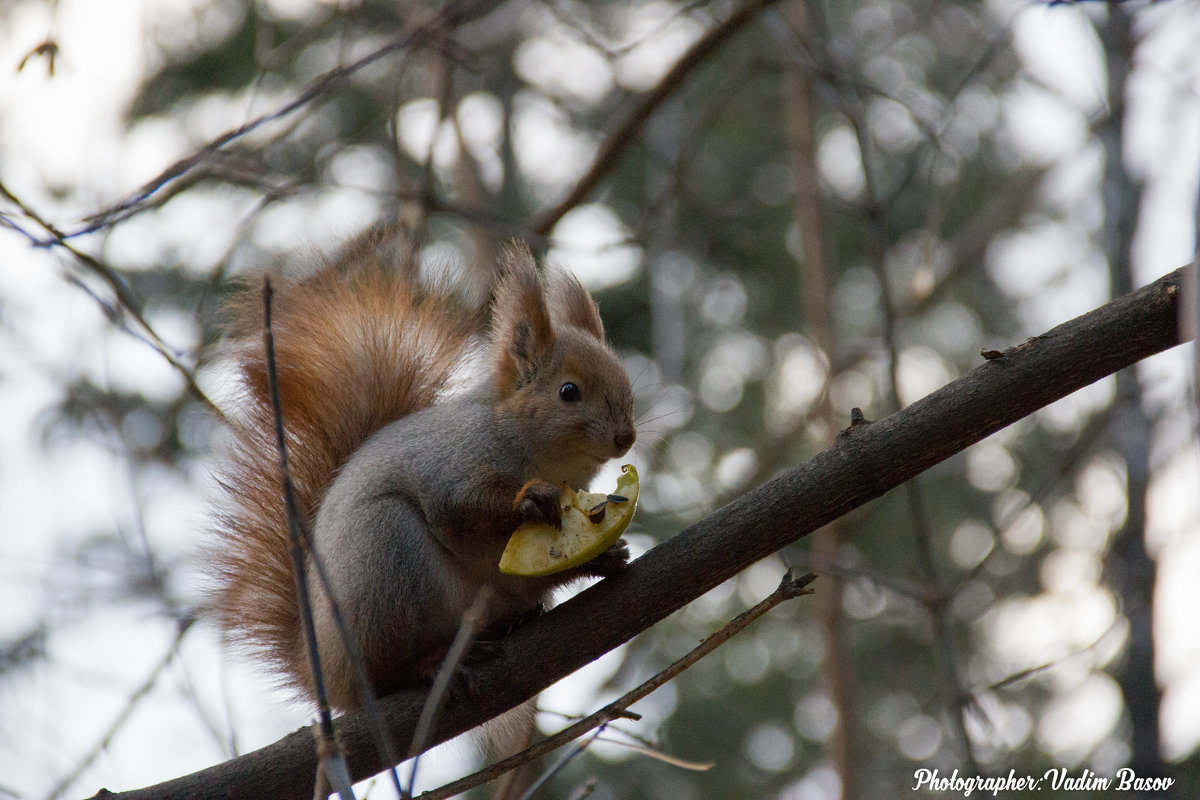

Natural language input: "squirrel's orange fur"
[209,255,480,692]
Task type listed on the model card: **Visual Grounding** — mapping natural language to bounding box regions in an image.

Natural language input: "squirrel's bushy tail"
[209,256,479,692]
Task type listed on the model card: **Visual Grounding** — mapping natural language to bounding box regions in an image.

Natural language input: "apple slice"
[499,464,639,577]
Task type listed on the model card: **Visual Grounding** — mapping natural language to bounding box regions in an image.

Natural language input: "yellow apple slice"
[499,464,639,577]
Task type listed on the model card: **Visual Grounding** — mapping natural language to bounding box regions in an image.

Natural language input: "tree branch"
[418,571,815,800]
[74,0,492,238]
[98,266,1188,800]
[532,0,782,236]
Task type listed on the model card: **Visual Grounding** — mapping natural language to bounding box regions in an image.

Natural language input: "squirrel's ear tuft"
[546,266,605,341]
[492,241,553,394]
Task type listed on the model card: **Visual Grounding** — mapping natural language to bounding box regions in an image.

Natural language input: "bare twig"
[262,278,356,800]
[260,274,410,796]
[532,0,784,236]
[403,587,492,798]
[417,571,814,800]
[986,615,1122,693]
[74,0,491,238]
[45,617,193,800]
[1095,4,1166,784]
[0,180,225,422]
[303,535,407,798]
[952,403,1114,597]
[629,48,755,249]
[514,724,608,800]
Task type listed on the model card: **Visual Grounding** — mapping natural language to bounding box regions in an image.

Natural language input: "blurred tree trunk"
[782,3,859,797]
[1095,5,1168,791]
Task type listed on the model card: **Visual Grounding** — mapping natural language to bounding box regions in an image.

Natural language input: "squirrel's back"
[209,252,480,688]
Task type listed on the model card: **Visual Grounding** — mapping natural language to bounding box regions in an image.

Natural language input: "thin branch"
[0,180,225,422]
[419,571,815,800]
[789,546,926,604]
[532,0,783,236]
[515,725,607,800]
[628,45,755,250]
[46,617,193,800]
[986,615,1122,693]
[261,279,356,800]
[303,531,407,799]
[952,403,1114,597]
[1095,4,1167,785]
[98,266,1188,800]
[260,277,406,798]
[903,166,1051,317]
[73,0,491,238]
[403,587,492,798]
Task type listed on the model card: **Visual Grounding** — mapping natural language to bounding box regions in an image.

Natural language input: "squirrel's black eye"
[559,382,581,402]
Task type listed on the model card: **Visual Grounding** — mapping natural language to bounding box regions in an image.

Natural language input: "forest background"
[0,0,1198,798]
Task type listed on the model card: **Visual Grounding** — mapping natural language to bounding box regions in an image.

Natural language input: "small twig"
[952,404,1115,598]
[312,725,355,800]
[259,274,408,796]
[404,587,493,798]
[16,0,61,76]
[582,734,713,771]
[516,724,608,800]
[262,278,355,800]
[0,180,225,422]
[627,45,755,249]
[17,39,59,75]
[987,615,1123,699]
[562,777,598,800]
[304,535,407,797]
[418,571,816,800]
[789,550,925,603]
[532,0,784,236]
[73,0,489,237]
[45,617,193,800]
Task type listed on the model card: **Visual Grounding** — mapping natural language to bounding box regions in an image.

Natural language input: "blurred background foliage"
[1,0,1197,798]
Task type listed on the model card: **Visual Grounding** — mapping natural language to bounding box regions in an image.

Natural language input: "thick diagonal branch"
[103,266,1188,800]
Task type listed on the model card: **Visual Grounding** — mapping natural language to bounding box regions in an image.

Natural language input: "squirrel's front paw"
[514,479,563,529]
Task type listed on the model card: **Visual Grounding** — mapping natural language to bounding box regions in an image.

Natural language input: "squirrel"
[209,239,636,711]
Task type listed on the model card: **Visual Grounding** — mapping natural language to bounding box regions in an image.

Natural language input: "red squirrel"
[209,240,636,710]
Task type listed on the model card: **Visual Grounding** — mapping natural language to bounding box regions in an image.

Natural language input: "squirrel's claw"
[515,479,563,529]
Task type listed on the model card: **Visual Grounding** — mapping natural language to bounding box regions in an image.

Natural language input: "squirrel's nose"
[614,426,636,453]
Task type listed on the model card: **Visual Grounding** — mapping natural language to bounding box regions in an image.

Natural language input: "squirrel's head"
[490,243,636,488]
